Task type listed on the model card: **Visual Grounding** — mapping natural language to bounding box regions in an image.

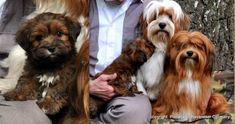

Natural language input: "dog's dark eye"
[196,45,206,51]
[173,43,181,50]
[169,15,173,20]
[35,35,43,41]
[56,31,62,37]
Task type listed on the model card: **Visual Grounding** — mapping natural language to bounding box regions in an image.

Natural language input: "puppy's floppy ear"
[125,40,149,64]
[64,16,81,42]
[15,24,32,52]
[136,51,147,63]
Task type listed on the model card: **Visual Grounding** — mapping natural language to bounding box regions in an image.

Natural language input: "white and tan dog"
[136,0,190,100]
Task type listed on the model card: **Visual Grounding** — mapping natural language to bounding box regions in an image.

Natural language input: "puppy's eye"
[35,35,43,41]
[56,31,62,37]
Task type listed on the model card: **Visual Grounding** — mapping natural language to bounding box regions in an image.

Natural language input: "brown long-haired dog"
[90,38,155,118]
[63,40,89,124]
[4,12,81,115]
[152,31,228,122]
[62,0,90,123]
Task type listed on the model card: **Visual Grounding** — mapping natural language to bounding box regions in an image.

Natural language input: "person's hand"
[90,73,117,101]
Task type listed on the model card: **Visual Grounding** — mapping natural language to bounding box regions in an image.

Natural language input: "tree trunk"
[175,0,234,71]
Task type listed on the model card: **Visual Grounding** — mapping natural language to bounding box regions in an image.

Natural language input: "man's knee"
[121,94,152,122]
[99,94,152,124]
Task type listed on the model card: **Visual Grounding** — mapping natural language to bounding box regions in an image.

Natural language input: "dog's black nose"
[186,51,193,57]
[159,23,166,29]
[48,47,55,53]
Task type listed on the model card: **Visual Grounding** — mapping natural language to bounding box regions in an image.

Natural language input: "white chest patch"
[139,48,165,88]
[37,74,60,98]
[136,43,166,100]
[178,78,200,101]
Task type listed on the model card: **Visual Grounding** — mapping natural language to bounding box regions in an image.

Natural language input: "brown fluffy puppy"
[90,38,155,118]
[4,12,81,115]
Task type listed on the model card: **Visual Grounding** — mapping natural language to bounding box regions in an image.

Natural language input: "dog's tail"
[206,93,229,115]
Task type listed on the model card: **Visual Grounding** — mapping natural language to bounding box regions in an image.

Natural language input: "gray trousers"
[93,94,152,124]
[0,96,51,124]
[0,94,151,124]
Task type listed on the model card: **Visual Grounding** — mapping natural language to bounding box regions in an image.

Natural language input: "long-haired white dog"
[136,0,190,100]
[0,0,88,94]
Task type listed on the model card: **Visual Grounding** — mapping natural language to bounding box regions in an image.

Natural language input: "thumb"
[108,73,117,82]
[111,73,117,79]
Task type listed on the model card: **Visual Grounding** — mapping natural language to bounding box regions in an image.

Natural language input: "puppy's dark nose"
[186,51,193,57]
[159,23,166,29]
[48,47,55,53]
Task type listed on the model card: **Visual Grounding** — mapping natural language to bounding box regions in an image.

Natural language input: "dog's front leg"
[3,76,37,101]
[110,78,139,97]
[89,96,102,118]
[37,87,68,115]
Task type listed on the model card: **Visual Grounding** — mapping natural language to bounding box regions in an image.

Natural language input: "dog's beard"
[184,58,197,70]
[30,44,74,68]
[154,32,171,43]
[178,53,199,71]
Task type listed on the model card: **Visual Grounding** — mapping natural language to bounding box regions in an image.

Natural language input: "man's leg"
[0,96,51,124]
[99,94,151,124]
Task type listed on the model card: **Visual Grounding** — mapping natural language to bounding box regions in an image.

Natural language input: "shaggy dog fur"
[0,0,90,123]
[89,38,155,118]
[4,12,81,116]
[136,0,190,101]
[152,31,228,122]
[0,0,89,93]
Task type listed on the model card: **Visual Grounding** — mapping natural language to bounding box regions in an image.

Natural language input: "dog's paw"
[89,105,98,119]
[89,100,99,118]
[152,105,167,116]
[36,100,60,115]
[3,91,27,101]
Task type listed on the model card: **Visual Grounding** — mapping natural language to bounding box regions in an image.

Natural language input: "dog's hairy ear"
[15,24,32,51]
[136,51,147,63]
[181,13,191,30]
[204,40,215,76]
[175,13,191,32]
[139,14,148,39]
[125,41,147,64]
[205,53,215,76]
[64,16,81,42]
